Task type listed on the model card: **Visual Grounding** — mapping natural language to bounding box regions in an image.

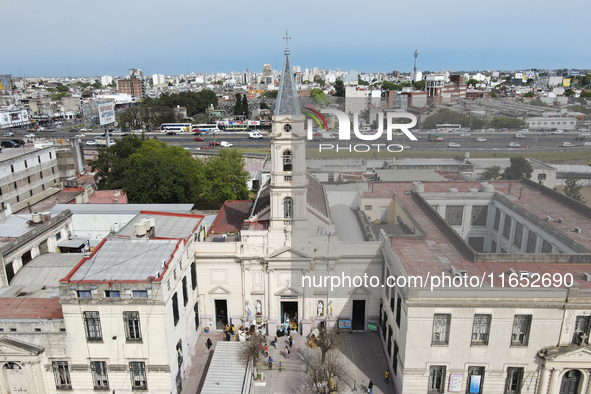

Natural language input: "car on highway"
[515,134,526,139]
[193,131,202,136]
[460,132,471,136]
[487,128,496,133]
[4,132,14,137]
[519,129,529,133]
[166,131,177,136]
[476,137,487,142]
[75,134,85,138]
[1,140,18,148]
[25,133,35,138]
[86,140,96,146]
[561,142,575,147]
[508,142,521,148]
[576,135,587,141]
[249,131,264,139]
[499,128,508,132]
[194,137,204,141]
[220,141,233,147]
[552,130,564,135]
[583,141,591,146]
[209,141,220,146]
[448,142,461,148]
[434,137,444,142]
[539,130,551,136]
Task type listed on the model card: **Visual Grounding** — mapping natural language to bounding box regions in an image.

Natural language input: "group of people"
[224,323,236,341]
[266,333,296,369]
[366,370,390,394]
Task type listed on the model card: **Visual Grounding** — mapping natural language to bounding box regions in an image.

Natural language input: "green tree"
[259,102,269,110]
[123,140,204,203]
[310,88,330,105]
[563,176,585,202]
[199,149,250,209]
[92,80,102,89]
[482,166,501,180]
[491,92,498,98]
[490,116,527,129]
[524,91,535,97]
[504,157,533,180]
[358,77,369,86]
[242,93,251,118]
[234,93,243,115]
[529,99,548,107]
[147,90,218,116]
[315,77,325,87]
[334,79,345,97]
[581,91,591,98]
[90,134,144,190]
[263,90,278,99]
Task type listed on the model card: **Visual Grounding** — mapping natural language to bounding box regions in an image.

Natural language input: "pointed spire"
[274,30,301,116]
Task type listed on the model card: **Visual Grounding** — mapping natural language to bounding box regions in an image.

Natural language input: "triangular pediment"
[0,338,44,356]
[275,286,303,297]
[544,345,591,362]
[264,246,313,262]
[348,286,372,296]
[208,285,231,295]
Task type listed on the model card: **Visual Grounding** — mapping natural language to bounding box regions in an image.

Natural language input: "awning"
[58,237,89,249]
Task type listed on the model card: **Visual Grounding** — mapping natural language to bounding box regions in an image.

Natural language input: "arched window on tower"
[283,150,292,171]
[284,197,293,219]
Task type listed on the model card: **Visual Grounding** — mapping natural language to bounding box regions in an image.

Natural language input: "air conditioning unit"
[458,270,468,277]
[545,216,552,221]
[509,268,517,275]
[557,218,564,224]
[584,273,591,282]
[574,227,582,233]
[519,271,530,278]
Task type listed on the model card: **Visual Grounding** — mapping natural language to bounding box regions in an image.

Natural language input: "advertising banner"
[338,320,351,329]
[98,102,115,125]
[563,79,571,87]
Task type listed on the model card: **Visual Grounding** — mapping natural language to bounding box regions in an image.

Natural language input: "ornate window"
[283,150,292,171]
[429,365,446,393]
[432,314,451,345]
[90,361,109,390]
[511,315,532,346]
[284,197,293,219]
[83,311,102,341]
[123,311,142,341]
[471,314,491,345]
[129,362,147,390]
[52,361,72,390]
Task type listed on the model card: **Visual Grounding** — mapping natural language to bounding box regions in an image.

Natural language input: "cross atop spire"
[283,29,291,51]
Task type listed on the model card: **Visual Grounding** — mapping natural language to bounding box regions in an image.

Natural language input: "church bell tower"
[268,31,308,240]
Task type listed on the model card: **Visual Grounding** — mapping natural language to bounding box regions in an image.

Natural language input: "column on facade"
[586,372,591,394]
[537,366,551,394]
[547,368,561,394]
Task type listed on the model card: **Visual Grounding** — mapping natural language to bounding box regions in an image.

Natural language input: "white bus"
[160,123,192,132]
[436,124,462,132]
[192,124,219,133]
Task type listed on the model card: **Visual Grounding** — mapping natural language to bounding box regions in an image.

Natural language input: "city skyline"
[3,0,591,77]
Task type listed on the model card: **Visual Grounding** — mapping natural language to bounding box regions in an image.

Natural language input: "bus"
[224,124,249,132]
[192,124,219,133]
[160,123,192,132]
[436,124,462,132]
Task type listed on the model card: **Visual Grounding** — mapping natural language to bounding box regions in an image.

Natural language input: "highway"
[3,129,591,154]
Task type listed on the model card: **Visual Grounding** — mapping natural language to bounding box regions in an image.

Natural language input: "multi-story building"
[117,77,145,99]
[0,146,60,218]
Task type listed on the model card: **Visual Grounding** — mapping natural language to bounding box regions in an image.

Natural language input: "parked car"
[561,142,575,147]
[220,141,234,147]
[194,137,204,141]
[86,140,96,146]
[25,133,35,138]
[11,139,25,146]
[476,137,487,142]
[166,131,177,136]
[486,128,496,133]
[1,140,18,148]
[508,142,521,148]
[448,142,461,148]
[552,129,564,135]
[209,141,220,146]
[515,134,526,139]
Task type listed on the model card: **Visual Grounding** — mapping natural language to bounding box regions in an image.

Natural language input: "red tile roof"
[208,201,254,235]
[0,298,63,319]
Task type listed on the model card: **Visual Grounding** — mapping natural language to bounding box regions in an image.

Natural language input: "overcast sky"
[3,0,590,77]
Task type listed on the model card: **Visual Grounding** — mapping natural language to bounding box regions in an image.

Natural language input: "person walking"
[264,344,269,358]
[205,338,212,350]
[368,380,374,394]
[289,335,293,348]
[384,370,390,384]
[273,336,278,349]
[285,346,290,359]
[268,356,273,369]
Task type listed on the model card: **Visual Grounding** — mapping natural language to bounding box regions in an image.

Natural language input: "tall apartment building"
[116,77,145,99]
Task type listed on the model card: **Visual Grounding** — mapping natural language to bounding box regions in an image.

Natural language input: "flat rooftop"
[0,144,47,163]
[49,203,195,216]
[0,298,63,319]
[116,211,203,240]
[367,181,591,288]
[68,239,180,282]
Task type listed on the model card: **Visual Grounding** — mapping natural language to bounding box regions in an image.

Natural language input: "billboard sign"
[0,75,11,90]
[98,102,116,125]
[338,320,351,329]
[129,69,144,77]
[563,79,571,87]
